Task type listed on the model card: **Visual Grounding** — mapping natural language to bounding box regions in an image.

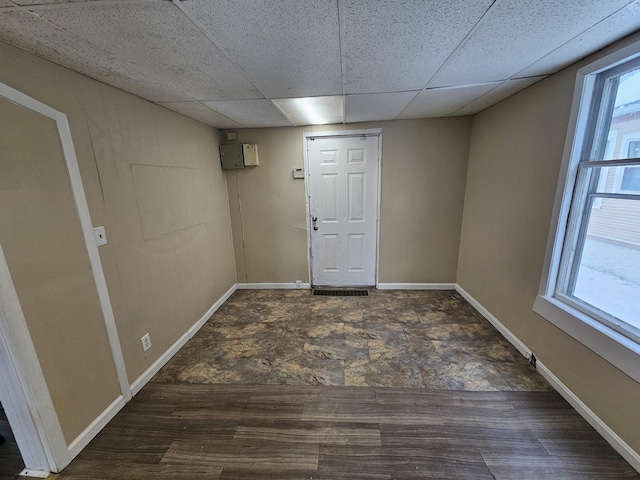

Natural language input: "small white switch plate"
[93,226,107,246]
[141,333,152,352]
[292,168,305,179]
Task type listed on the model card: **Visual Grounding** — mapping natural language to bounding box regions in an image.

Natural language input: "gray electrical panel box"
[220,143,259,170]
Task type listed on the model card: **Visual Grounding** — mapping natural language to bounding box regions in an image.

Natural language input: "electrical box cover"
[220,144,244,170]
[220,143,259,170]
[242,144,259,166]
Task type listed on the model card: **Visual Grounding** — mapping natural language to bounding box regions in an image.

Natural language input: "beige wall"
[0,97,121,443]
[0,42,236,441]
[228,118,471,284]
[457,36,640,452]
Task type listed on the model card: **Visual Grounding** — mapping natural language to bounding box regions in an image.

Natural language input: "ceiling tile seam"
[510,1,640,80]
[337,0,346,123]
[0,0,156,13]
[392,0,500,121]
[449,81,505,116]
[19,9,209,108]
[418,0,499,93]
[157,101,249,129]
[171,0,294,127]
[449,75,547,116]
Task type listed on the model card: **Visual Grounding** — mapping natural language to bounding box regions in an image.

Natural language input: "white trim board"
[237,283,311,290]
[377,283,456,290]
[0,81,134,473]
[455,284,640,472]
[67,395,125,459]
[130,284,237,396]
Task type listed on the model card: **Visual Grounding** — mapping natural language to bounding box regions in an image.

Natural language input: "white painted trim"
[18,469,49,478]
[0,245,65,472]
[534,42,640,383]
[0,80,133,472]
[303,128,382,139]
[377,283,457,291]
[237,283,311,290]
[304,129,382,287]
[130,284,237,396]
[66,395,125,458]
[537,360,640,472]
[456,284,640,473]
[455,285,531,358]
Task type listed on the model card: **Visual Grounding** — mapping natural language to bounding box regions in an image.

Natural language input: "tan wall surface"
[228,119,471,284]
[0,98,120,444]
[457,37,640,452]
[0,42,236,441]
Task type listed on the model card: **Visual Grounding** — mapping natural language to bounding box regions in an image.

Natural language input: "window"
[535,42,640,382]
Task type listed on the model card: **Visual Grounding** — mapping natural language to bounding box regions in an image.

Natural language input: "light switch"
[93,226,107,246]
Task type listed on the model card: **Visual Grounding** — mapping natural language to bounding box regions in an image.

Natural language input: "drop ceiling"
[1,0,639,128]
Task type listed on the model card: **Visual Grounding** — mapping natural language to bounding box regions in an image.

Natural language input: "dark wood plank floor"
[0,408,23,480]
[54,383,639,480]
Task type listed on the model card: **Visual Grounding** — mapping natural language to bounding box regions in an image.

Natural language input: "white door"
[307,134,380,286]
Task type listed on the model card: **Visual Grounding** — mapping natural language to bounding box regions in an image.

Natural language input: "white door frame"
[303,129,383,287]
[0,81,131,474]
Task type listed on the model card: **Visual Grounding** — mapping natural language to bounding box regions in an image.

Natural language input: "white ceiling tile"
[516,2,640,78]
[0,11,191,102]
[454,77,546,116]
[345,92,418,122]
[203,99,293,128]
[397,84,500,119]
[35,2,262,101]
[342,0,494,94]
[430,0,636,87]
[159,102,244,129]
[183,0,341,98]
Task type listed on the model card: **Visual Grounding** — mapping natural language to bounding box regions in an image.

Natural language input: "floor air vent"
[312,289,369,297]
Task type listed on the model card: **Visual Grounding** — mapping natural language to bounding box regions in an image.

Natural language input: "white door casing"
[306,132,380,286]
[0,81,130,474]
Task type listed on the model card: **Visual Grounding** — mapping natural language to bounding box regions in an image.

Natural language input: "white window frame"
[534,39,640,384]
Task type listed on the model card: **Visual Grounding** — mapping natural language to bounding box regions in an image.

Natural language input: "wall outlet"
[295,280,302,289]
[141,333,152,352]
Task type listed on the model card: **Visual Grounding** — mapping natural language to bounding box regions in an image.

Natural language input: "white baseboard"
[455,284,531,359]
[66,395,125,460]
[455,283,640,473]
[237,283,311,290]
[129,283,237,396]
[18,469,49,478]
[537,360,640,472]
[377,283,456,290]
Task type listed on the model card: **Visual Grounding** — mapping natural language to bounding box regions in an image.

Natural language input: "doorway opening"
[305,130,381,288]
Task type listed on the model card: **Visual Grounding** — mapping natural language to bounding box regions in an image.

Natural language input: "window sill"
[533,295,640,383]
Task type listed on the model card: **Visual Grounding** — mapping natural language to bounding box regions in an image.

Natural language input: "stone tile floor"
[153,289,551,391]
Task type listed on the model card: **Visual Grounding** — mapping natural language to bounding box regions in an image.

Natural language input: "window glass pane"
[607,68,640,160]
[572,197,640,330]
[621,165,640,191]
